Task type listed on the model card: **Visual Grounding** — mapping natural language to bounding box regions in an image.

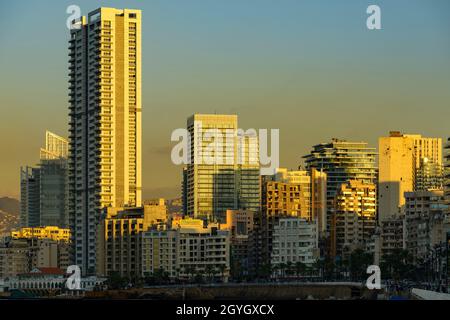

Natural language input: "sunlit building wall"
[332,180,376,258]
[185,114,260,223]
[303,139,377,235]
[68,8,142,274]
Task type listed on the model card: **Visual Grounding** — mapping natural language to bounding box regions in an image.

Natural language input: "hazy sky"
[1,0,449,200]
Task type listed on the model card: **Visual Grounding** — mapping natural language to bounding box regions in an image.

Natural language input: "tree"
[107,271,127,290]
[217,264,227,282]
[381,249,415,281]
[349,249,373,281]
[295,261,306,279]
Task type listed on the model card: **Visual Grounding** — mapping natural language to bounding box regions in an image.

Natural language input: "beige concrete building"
[0,239,29,278]
[258,168,323,267]
[142,218,230,281]
[28,239,71,270]
[332,180,377,258]
[68,7,142,274]
[96,201,167,278]
[405,190,447,264]
[378,131,442,222]
[221,209,255,277]
[379,216,405,257]
[0,237,70,278]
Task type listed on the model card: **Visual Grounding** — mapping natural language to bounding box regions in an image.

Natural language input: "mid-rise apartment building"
[96,201,167,278]
[271,218,318,276]
[405,190,447,264]
[332,180,376,258]
[142,218,230,281]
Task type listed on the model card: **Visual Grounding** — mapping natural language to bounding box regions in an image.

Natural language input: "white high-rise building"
[68,8,142,274]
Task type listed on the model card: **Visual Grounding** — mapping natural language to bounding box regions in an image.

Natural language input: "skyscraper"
[185,114,260,222]
[303,139,377,235]
[68,8,142,274]
[20,131,68,228]
[378,132,442,222]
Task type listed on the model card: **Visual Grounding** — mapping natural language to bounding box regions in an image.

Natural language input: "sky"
[0,0,449,200]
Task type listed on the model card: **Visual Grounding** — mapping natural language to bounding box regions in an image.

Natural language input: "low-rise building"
[4,267,106,296]
[0,238,29,278]
[11,226,70,242]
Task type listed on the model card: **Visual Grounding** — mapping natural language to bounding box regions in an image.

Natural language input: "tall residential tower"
[68,8,142,273]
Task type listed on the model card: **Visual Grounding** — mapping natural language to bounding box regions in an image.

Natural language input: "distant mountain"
[0,197,20,236]
[0,197,20,215]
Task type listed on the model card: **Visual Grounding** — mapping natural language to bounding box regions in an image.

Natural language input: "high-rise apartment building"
[20,131,68,228]
[378,132,442,222]
[185,114,260,222]
[68,8,142,274]
[303,139,377,235]
[332,180,376,258]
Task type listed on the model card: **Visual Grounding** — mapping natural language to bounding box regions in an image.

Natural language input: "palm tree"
[217,264,227,282]
[278,263,287,279]
[205,264,215,282]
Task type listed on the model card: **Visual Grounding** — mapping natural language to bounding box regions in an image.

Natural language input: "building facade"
[20,131,68,228]
[332,180,376,258]
[142,218,230,281]
[405,190,447,264]
[221,209,255,278]
[68,8,142,274]
[271,218,318,277]
[185,114,260,222]
[11,226,70,242]
[303,139,377,241]
[96,201,167,278]
[378,131,442,222]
